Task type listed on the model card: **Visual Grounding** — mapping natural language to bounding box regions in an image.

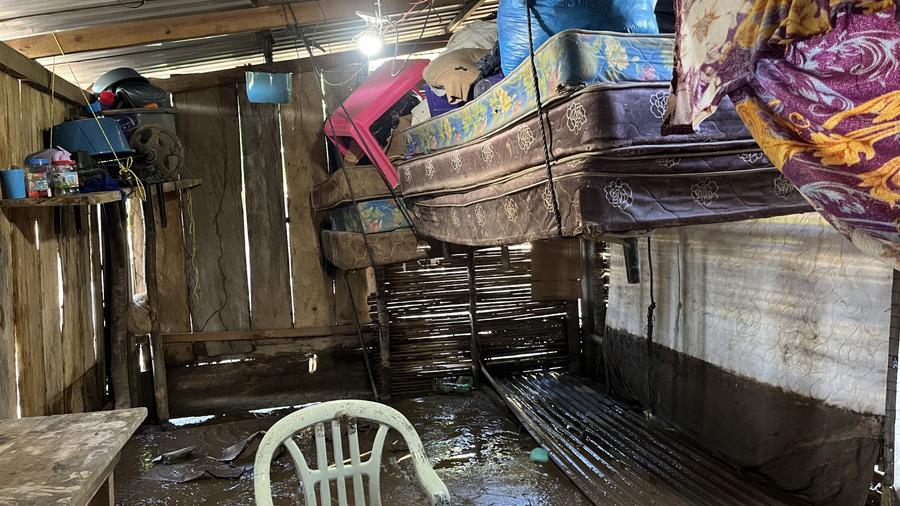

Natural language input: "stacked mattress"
[311,165,429,270]
[396,31,812,246]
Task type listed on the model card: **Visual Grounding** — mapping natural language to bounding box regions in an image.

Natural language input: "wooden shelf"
[0,179,202,208]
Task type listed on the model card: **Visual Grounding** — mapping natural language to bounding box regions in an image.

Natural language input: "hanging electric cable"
[284,4,416,230]
[525,1,564,238]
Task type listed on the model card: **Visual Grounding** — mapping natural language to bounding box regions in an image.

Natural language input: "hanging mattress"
[405,151,812,246]
[321,229,429,270]
[398,84,756,196]
[328,198,412,234]
[310,165,399,211]
[401,30,675,157]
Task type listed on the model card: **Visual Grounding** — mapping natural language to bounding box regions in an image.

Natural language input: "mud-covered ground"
[115,392,590,505]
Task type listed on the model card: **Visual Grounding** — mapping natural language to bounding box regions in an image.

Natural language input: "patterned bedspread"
[665,0,900,268]
[400,30,674,157]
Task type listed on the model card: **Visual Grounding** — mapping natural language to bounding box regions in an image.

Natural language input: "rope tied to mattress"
[645,236,657,414]
[284,5,418,271]
[525,1,565,238]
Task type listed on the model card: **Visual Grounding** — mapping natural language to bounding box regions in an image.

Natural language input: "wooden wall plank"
[323,67,371,326]
[238,89,293,330]
[174,86,250,332]
[0,210,15,419]
[0,73,16,419]
[10,208,45,417]
[128,201,147,296]
[76,206,96,372]
[0,73,12,170]
[3,74,20,168]
[59,208,85,392]
[281,72,335,327]
[89,207,104,368]
[335,269,371,325]
[37,208,63,415]
[155,192,191,333]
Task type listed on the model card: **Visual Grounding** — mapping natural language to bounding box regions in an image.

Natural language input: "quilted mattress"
[322,229,429,270]
[311,165,398,211]
[405,152,812,246]
[401,30,675,156]
[397,84,756,196]
[328,198,411,234]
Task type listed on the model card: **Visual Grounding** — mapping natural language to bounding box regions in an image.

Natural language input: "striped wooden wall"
[0,73,105,419]
[161,68,371,366]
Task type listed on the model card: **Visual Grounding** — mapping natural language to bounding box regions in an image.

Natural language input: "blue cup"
[1,169,26,199]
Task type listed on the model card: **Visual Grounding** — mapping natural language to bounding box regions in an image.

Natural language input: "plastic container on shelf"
[1,168,26,199]
[51,160,80,195]
[25,158,52,198]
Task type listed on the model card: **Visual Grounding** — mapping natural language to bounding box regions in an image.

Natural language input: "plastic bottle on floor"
[432,376,473,394]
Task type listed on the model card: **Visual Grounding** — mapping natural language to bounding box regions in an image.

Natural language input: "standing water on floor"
[114,392,590,505]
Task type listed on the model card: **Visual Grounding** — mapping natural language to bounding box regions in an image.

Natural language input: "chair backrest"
[254,400,450,506]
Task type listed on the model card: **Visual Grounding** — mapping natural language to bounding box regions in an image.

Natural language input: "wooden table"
[0,408,146,505]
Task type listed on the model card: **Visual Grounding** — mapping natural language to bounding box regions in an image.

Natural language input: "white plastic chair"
[254,400,451,506]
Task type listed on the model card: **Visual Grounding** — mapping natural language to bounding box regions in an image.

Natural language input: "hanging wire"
[524,2,564,238]
[284,5,416,230]
[284,7,379,268]
[385,0,435,77]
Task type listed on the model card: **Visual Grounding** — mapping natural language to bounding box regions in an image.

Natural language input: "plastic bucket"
[246,72,292,104]
[1,169,26,199]
[51,118,134,157]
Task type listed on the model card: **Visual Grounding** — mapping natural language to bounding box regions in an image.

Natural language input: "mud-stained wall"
[604,212,892,506]
[608,212,891,415]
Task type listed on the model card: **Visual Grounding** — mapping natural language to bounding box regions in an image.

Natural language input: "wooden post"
[0,210,15,419]
[103,203,131,409]
[142,198,170,423]
[467,251,481,387]
[884,269,900,505]
[580,239,595,378]
[565,300,581,375]
[375,267,391,402]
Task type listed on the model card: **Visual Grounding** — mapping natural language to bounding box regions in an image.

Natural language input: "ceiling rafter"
[5,0,462,59]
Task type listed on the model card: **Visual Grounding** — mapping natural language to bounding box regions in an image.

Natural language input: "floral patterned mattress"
[311,165,398,211]
[397,84,757,196]
[404,151,813,246]
[328,198,411,234]
[322,229,428,270]
[400,30,674,157]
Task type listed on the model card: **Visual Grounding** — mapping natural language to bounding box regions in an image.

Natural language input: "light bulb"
[357,29,384,56]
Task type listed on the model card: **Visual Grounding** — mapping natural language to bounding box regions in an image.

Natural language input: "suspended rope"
[51,33,146,201]
[645,236,657,413]
[285,5,416,230]
[525,2,564,238]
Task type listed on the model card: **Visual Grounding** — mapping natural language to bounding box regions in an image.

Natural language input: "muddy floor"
[115,391,591,505]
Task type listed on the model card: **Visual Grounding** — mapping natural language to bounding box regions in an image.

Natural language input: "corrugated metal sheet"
[0,0,253,39]
[3,0,497,85]
[494,371,804,506]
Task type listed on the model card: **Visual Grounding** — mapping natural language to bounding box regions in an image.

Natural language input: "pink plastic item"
[324,60,429,188]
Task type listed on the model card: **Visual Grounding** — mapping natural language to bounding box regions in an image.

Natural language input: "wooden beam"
[467,250,482,387]
[163,324,373,343]
[447,0,488,33]
[7,0,460,59]
[149,38,448,94]
[375,267,391,401]
[0,40,85,105]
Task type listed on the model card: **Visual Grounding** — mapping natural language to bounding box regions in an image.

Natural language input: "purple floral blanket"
[665,0,900,267]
